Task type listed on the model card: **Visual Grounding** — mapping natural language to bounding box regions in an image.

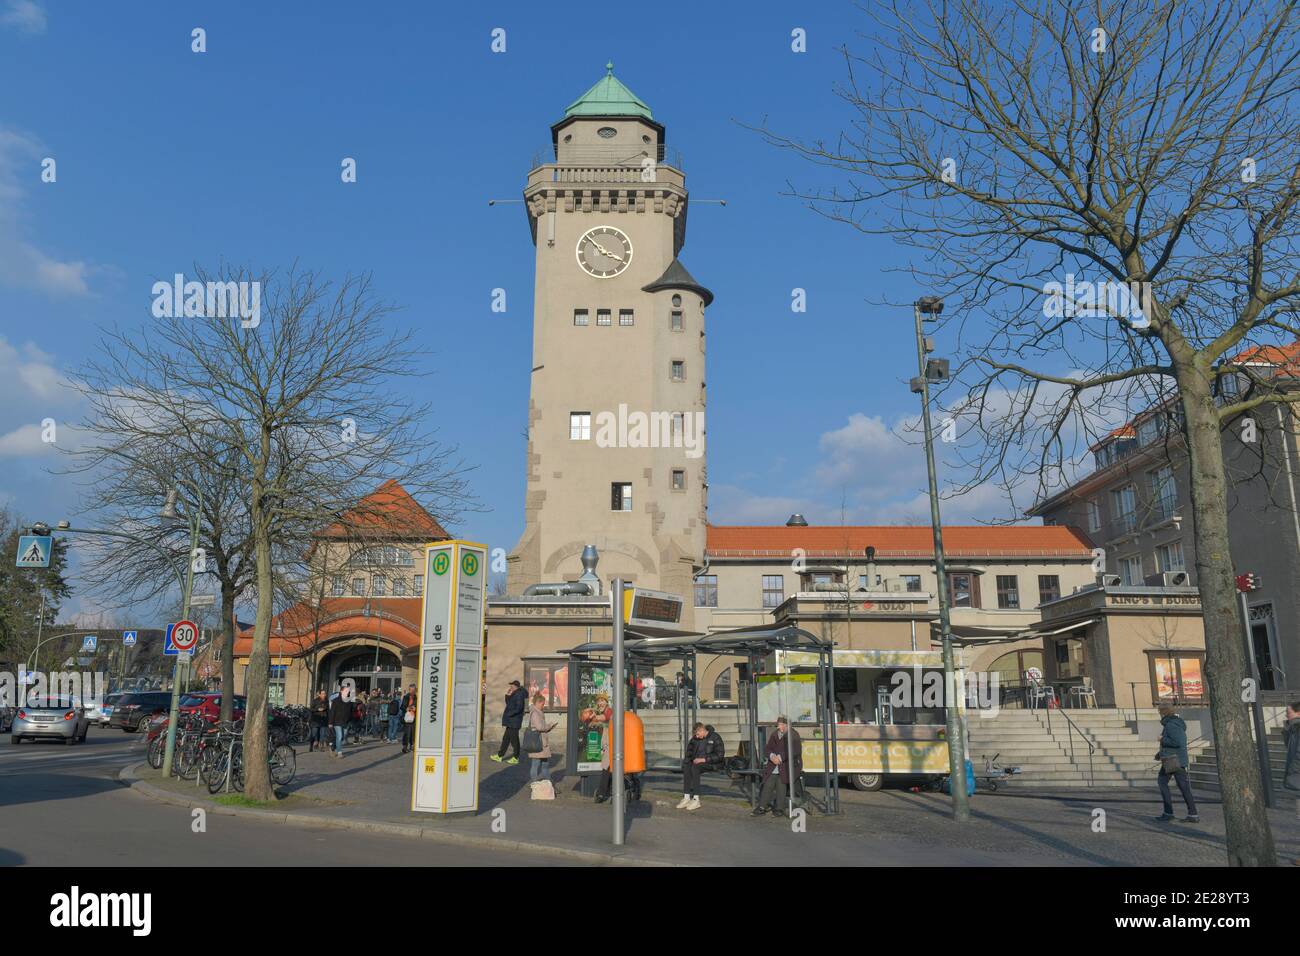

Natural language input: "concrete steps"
[1188,732,1289,792]
[968,708,1200,789]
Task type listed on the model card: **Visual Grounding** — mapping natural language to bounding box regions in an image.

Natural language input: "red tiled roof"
[705,524,1094,558]
[315,480,450,541]
[1227,340,1300,368]
[232,596,423,658]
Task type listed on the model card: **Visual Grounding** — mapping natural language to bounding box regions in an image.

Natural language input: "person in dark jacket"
[752,717,802,817]
[308,689,329,753]
[1282,701,1300,865]
[328,685,353,759]
[387,688,403,743]
[677,723,723,810]
[1154,702,1198,822]
[398,684,418,753]
[490,680,528,764]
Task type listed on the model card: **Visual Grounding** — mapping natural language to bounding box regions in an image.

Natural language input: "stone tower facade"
[507,64,711,621]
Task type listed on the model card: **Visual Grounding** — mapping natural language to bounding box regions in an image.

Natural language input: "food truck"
[763,648,967,791]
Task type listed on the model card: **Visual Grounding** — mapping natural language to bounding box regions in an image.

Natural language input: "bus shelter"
[562,622,840,814]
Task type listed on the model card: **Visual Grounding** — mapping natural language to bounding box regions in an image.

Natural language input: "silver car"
[11,696,91,745]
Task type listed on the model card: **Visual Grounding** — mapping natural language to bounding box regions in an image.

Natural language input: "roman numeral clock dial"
[576,225,633,278]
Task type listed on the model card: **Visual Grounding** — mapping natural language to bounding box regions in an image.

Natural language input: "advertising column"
[411,539,487,814]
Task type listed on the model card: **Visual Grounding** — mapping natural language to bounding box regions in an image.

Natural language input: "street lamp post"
[160,481,203,779]
[910,295,970,822]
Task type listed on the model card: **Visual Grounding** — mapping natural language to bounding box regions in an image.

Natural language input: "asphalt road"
[0,729,566,866]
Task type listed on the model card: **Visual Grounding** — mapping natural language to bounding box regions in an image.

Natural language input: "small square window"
[570,412,591,441]
[619,309,634,326]
[671,469,686,490]
[611,482,633,511]
[573,309,589,326]
[597,310,612,326]
[670,360,685,381]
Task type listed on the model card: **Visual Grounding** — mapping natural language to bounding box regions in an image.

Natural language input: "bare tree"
[73,265,475,800]
[755,0,1300,865]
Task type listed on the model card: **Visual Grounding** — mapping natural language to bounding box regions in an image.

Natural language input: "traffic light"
[1235,572,1260,592]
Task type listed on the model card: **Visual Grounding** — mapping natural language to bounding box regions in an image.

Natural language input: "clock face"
[576,226,633,278]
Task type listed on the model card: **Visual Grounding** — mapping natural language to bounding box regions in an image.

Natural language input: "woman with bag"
[524,693,557,784]
[401,690,417,754]
[524,693,556,782]
[1153,701,1198,823]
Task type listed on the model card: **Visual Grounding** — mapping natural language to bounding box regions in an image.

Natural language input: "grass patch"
[213,794,278,809]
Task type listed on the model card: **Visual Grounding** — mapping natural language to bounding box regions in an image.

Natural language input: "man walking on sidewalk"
[490,679,528,765]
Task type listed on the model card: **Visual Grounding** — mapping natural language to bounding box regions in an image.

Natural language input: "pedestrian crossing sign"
[16,535,52,568]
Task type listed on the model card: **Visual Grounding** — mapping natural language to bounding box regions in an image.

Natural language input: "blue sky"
[0,0,1013,621]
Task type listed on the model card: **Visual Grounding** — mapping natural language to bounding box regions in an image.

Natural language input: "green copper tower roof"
[563,61,653,120]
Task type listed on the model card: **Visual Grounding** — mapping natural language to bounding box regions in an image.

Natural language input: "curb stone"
[117,762,678,867]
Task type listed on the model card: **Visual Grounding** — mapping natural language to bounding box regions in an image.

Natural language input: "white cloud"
[0,126,91,296]
[1,0,46,34]
[0,336,81,459]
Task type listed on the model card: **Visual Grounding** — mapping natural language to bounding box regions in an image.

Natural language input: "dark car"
[109,691,173,732]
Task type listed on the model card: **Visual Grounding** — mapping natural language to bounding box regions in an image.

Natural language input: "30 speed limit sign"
[171,619,199,652]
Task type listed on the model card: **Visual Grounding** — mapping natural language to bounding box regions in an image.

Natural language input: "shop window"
[996,575,1020,609]
[1149,653,1205,704]
[1038,574,1060,605]
[988,649,1044,689]
[524,660,568,711]
[694,574,718,607]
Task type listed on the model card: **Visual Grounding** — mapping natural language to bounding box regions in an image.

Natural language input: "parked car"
[11,696,91,745]
[178,693,245,722]
[109,691,172,732]
[97,693,125,727]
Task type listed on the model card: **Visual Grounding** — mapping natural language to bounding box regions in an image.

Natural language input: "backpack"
[530,779,555,800]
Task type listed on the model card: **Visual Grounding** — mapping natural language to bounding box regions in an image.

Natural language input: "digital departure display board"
[623,586,684,629]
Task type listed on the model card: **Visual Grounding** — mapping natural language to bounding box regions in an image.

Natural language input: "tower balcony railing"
[528,144,685,185]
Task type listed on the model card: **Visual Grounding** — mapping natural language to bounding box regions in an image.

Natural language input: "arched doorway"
[324,646,403,696]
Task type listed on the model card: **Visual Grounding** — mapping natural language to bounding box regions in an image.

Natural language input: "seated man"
[676,722,724,810]
[752,716,802,817]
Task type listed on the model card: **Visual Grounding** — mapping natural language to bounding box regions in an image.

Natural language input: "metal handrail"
[1029,677,1096,786]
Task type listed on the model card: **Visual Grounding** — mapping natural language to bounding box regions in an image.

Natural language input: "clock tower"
[507,63,711,622]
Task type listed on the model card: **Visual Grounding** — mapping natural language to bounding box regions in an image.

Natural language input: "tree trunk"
[1178,365,1277,866]
[220,584,236,723]
[242,458,274,802]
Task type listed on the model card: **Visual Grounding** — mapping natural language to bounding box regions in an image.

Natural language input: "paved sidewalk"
[126,738,1300,866]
